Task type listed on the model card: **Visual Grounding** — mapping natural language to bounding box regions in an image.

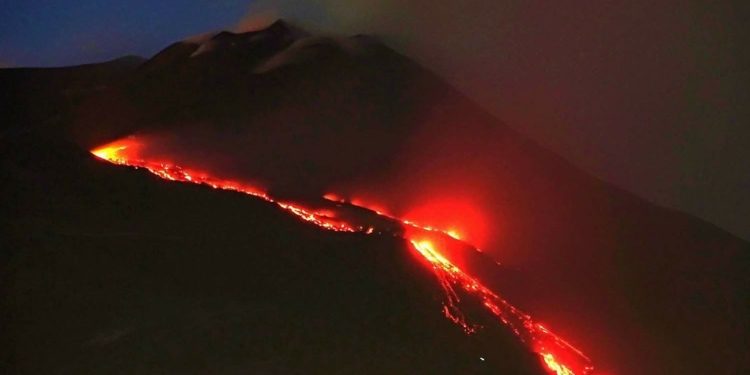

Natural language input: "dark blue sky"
[0,0,254,67]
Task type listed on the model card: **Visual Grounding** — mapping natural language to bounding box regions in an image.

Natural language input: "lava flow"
[91,137,358,232]
[91,137,595,375]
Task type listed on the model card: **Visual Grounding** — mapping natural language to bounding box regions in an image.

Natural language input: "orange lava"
[91,137,595,375]
[408,239,592,375]
[91,138,357,232]
[404,198,489,250]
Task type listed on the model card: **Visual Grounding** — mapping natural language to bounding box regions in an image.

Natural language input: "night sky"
[0,0,255,67]
[2,0,748,240]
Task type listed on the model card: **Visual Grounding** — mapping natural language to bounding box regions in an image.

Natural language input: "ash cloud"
[235,9,281,33]
[241,0,750,241]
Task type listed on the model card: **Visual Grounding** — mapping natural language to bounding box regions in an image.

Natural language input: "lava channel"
[91,137,596,375]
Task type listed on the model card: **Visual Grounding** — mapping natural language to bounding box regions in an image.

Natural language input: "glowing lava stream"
[91,138,595,375]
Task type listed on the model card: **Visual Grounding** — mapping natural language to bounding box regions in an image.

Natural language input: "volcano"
[2,20,749,375]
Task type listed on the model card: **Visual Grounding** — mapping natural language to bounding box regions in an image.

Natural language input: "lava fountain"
[91,136,596,375]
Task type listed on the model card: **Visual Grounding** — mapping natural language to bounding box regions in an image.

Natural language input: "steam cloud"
[240,0,750,241]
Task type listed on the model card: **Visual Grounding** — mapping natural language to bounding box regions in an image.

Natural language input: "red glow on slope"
[91,137,596,375]
[350,197,390,216]
[404,198,489,250]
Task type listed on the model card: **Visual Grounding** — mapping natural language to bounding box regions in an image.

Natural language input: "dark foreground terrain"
[2,135,548,375]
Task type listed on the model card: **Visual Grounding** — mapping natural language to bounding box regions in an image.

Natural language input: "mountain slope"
[2,21,748,375]
[1,134,548,375]
[0,56,144,136]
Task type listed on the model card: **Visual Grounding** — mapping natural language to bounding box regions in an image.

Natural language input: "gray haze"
[245,0,749,240]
